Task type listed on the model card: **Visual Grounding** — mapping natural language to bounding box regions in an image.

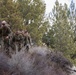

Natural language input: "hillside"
[0,46,76,75]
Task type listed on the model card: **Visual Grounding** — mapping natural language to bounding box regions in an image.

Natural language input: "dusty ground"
[0,46,76,75]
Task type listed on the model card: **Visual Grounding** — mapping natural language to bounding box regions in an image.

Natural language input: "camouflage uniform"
[23,30,31,51]
[0,21,2,49]
[1,21,11,55]
[12,31,24,52]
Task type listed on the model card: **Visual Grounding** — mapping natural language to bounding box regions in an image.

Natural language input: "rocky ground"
[0,46,76,75]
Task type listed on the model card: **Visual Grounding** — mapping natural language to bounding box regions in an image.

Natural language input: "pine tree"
[49,0,76,59]
[0,0,23,31]
[17,0,49,45]
[0,0,50,45]
[69,0,76,42]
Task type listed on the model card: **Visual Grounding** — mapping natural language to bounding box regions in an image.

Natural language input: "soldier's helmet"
[24,30,28,33]
[2,20,7,25]
[21,30,24,34]
[16,30,21,34]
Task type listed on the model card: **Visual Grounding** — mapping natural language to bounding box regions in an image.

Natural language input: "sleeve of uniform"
[8,27,11,33]
[7,26,12,37]
[28,34,32,45]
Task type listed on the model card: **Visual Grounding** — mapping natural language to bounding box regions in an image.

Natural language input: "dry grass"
[0,46,75,75]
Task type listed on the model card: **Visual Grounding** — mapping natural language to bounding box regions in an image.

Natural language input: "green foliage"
[47,0,76,63]
[0,0,23,31]
[42,29,55,48]
[17,0,49,45]
[0,0,76,65]
[0,0,49,45]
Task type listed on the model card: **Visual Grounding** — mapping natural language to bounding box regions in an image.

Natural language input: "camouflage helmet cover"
[2,20,7,25]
